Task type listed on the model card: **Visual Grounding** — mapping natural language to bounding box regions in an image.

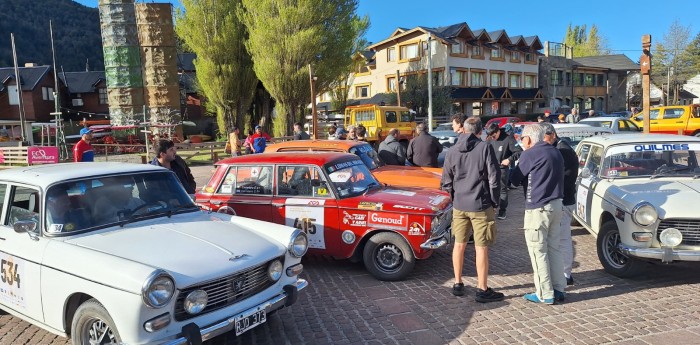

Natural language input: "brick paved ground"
[2,165,699,345]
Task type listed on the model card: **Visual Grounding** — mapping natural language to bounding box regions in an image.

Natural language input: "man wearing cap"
[250,125,272,154]
[542,110,555,123]
[73,128,94,162]
[485,122,522,220]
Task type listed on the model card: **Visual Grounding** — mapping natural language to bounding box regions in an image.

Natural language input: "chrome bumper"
[420,229,451,250]
[619,244,700,263]
[163,279,308,345]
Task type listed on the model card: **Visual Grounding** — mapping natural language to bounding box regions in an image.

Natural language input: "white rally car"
[0,163,308,344]
[574,134,700,277]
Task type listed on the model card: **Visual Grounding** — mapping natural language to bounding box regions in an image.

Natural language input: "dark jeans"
[499,167,509,214]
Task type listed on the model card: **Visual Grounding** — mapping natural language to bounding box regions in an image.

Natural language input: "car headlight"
[142,270,175,308]
[288,230,308,258]
[660,228,683,247]
[268,259,283,281]
[632,202,657,226]
[431,216,439,232]
[183,289,208,315]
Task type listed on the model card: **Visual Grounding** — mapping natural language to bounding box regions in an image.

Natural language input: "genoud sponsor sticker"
[367,211,408,230]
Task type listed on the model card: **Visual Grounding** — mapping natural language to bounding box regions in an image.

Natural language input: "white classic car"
[0,163,308,344]
[573,134,700,277]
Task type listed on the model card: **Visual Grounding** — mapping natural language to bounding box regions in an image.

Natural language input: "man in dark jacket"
[407,122,442,167]
[441,117,504,303]
[485,123,522,220]
[378,128,406,165]
[540,122,578,286]
[150,139,197,194]
[510,124,565,304]
[293,122,310,140]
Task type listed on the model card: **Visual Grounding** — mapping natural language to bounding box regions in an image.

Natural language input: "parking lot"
[1,165,699,345]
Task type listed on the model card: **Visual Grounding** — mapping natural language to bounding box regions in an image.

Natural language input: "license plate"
[234,309,266,336]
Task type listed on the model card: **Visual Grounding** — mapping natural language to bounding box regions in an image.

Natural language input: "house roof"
[360,50,375,62]
[451,87,491,100]
[58,71,105,94]
[679,89,698,99]
[0,66,51,92]
[573,54,639,71]
[510,88,544,100]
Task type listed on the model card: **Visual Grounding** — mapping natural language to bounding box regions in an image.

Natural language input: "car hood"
[604,179,700,218]
[430,130,457,139]
[64,212,286,287]
[373,165,442,189]
[339,187,451,214]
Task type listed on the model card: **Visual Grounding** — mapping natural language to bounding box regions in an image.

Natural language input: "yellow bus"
[344,104,416,147]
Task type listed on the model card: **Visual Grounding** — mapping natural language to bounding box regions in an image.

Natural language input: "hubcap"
[83,318,117,345]
[375,243,403,272]
[602,229,629,269]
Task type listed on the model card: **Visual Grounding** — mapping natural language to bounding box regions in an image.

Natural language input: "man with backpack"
[250,125,271,154]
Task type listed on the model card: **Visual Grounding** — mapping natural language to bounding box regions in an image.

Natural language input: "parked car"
[265,140,442,189]
[573,134,700,277]
[609,111,633,118]
[430,122,459,147]
[344,104,416,147]
[552,123,615,149]
[578,117,641,133]
[0,163,307,344]
[629,104,700,136]
[195,152,453,281]
[485,116,520,129]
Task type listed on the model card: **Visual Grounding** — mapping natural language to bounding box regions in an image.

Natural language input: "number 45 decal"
[1,259,21,288]
[294,218,316,234]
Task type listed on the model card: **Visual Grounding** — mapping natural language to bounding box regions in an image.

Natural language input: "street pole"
[641,35,652,134]
[11,33,27,143]
[309,64,317,139]
[666,66,671,105]
[427,32,433,132]
[395,70,401,107]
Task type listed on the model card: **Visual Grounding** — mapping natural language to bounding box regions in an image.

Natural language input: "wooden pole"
[641,35,652,134]
[396,70,402,106]
[11,33,27,143]
[309,64,317,139]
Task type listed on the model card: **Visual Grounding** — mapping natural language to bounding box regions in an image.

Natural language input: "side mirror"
[14,221,39,241]
[310,179,321,187]
[580,167,592,178]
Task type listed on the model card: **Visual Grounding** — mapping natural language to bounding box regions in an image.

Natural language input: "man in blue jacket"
[510,124,566,304]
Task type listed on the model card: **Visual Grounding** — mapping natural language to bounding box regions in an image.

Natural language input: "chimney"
[24,62,38,67]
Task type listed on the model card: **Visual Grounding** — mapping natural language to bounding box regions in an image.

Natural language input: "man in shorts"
[441,117,504,303]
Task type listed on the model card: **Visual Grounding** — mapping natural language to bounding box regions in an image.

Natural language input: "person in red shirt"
[250,125,272,153]
[73,128,94,162]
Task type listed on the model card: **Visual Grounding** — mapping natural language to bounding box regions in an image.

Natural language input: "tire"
[363,232,415,281]
[71,299,122,345]
[596,220,642,278]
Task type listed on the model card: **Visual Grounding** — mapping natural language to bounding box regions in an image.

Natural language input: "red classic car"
[195,152,452,281]
[485,116,520,128]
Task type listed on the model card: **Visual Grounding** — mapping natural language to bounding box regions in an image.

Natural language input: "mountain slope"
[0,0,103,71]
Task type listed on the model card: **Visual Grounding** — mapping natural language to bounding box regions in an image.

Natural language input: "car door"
[657,107,686,134]
[633,109,660,132]
[0,184,49,321]
[211,165,273,220]
[617,119,640,133]
[272,165,338,251]
[574,144,604,229]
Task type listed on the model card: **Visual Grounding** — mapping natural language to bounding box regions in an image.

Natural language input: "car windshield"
[325,159,380,198]
[349,143,383,170]
[45,171,197,234]
[601,143,700,179]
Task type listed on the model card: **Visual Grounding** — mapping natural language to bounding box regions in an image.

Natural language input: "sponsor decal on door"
[367,211,408,230]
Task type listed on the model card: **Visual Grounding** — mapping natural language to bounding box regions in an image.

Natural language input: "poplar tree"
[176,0,257,137]
[239,0,365,136]
[563,24,608,57]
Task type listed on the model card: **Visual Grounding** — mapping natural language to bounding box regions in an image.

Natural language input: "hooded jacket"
[407,131,442,167]
[150,155,196,194]
[378,134,407,165]
[555,138,579,206]
[441,133,500,212]
[489,129,522,168]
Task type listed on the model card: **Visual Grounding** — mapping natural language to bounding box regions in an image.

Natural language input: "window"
[355,110,375,122]
[432,70,444,86]
[42,87,55,101]
[596,74,605,87]
[584,146,604,176]
[472,102,484,116]
[387,47,396,62]
[355,85,370,98]
[509,74,521,88]
[450,68,466,86]
[585,74,595,87]
[8,85,19,105]
[218,166,273,195]
[491,73,503,87]
[578,144,591,169]
[663,108,685,119]
[278,165,328,197]
[574,73,584,86]
[471,71,485,87]
[385,111,397,123]
[8,186,40,227]
[451,42,463,54]
[400,43,419,60]
[472,45,482,57]
[551,70,563,86]
[491,47,503,59]
[98,88,108,105]
[565,72,571,86]
[387,77,396,92]
[525,53,535,62]
[511,51,520,61]
[524,75,535,88]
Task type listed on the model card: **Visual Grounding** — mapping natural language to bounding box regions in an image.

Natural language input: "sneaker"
[497,213,507,220]
[566,275,574,286]
[523,292,554,305]
[452,282,465,296]
[554,290,566,302]
[475,287,505,303]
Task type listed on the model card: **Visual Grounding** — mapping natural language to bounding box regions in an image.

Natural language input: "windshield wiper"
[362,182,380,196]
[650,166,691,179]
[118,204,198,227]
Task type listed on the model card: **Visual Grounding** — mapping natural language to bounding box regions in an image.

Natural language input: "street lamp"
[309,64,318,138]
[426,32,433,132]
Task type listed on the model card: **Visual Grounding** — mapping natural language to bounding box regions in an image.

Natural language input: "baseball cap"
[543,110,551,114]
[80,128,93,136]
[255,125,261,130]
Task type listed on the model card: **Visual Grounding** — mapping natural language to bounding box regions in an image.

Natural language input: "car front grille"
[658,219,700,246]
[432,207,452,237]
[174,258,280,321]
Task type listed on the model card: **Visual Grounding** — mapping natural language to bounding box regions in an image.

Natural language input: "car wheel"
[596,220,642,278]
[363,232,415,281]
[71,299,122,345]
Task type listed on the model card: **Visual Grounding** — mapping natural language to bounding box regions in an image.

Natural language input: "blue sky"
[75,0,697,59]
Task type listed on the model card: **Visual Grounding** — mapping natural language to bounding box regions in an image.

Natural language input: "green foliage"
[563,23,609,57]
[329,16,370,113]
[651,20,694,104]
[239,0,366,135]
[176,0,258,137]
[685,32,700,76]
[400,62,453,120]
[0,0,103,71]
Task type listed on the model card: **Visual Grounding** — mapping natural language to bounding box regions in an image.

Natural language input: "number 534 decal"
[1,258,21,288]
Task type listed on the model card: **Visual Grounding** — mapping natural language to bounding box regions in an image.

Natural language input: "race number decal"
[285,199,325,249]
[0,254,25,309]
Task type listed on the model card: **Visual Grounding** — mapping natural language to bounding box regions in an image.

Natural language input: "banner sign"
[27,146,59,164]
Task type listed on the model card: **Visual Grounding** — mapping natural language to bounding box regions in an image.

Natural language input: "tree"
[400,61,453,125]
[651,20,693,104]
[563,23,609,57]
[239,0,366,136]
[682,32,700,77]
[176,0,258,137]
[329,16,370,113]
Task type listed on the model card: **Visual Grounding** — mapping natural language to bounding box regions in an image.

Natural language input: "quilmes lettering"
[634,143,689,152]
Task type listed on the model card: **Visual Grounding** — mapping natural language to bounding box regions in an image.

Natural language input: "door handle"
[0,237,5,241]
[676,121,683,123]
[211,201,221,205]
[272,203,284,207]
